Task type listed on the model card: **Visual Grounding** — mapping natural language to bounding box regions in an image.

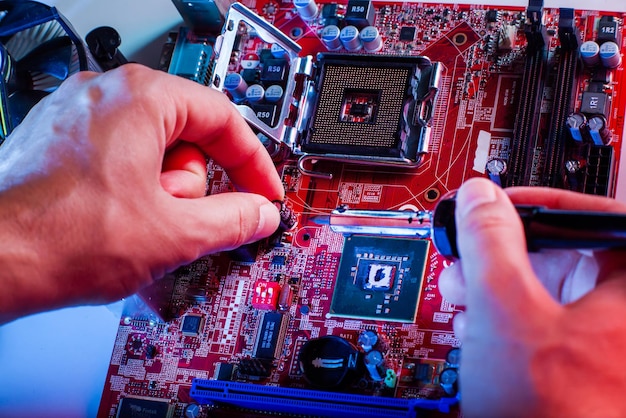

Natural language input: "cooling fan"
[0,0,101,144]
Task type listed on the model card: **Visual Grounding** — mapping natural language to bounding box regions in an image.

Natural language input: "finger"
[159,192,281,264]
[452,311,467,341]
[506,187,626,212]
[455,178,556,312]
[438,263,466,306]
[153,67,284,201]
[161,141,207,198]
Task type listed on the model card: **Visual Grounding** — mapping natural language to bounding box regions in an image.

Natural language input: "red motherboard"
[99,1,626,417]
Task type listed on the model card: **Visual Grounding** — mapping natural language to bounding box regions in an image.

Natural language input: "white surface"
[0,1,625,417]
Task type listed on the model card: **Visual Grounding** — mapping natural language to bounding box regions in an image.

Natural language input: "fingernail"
[456,178,497,220]
[255,202,280,239]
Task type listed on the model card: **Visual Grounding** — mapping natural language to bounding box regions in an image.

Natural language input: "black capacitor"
[274,200,298,232]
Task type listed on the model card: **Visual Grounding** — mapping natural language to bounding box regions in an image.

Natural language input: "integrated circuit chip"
[329,236,429,322]
[116,397,173,418]
[181,314,204,336]
[253,312,287,359]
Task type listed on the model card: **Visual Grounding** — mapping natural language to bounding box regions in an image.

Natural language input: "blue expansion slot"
[190,379,459,417]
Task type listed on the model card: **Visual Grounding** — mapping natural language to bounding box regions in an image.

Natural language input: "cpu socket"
[211,5,442,178]
[297,54,441,177]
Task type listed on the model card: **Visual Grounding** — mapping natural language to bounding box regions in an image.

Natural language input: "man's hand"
[0,64,284,323]
[438,178,626,417]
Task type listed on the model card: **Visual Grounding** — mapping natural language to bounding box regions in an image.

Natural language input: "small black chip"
[252,104,278,126]
[182,315,204,336]
[580,91,608,116]
[485,10,498,22]
[261,59,287,82]
[345,0,375,28]
[116,397,173,418]
[253,312,285,359]
[597,16,618,44]
[399,26,416,42]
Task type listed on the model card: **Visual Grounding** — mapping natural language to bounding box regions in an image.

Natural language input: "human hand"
[0,64,284,323]
[438,178,626,417]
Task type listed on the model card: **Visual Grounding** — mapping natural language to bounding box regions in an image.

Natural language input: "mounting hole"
[425,188,440,202]
[303,233,311,241]
[453,33,467,45]
[290,27,304,39]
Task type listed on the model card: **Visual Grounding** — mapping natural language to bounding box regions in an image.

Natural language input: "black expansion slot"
[506,0,547,187]
[541,8,580,188]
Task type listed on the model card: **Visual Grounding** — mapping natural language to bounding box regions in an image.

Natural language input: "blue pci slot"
[191,379,458,417]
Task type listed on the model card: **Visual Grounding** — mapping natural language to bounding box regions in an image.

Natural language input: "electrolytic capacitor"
[485,157,507,187]
[580,40,601,67]
[566,112,587,142]
[340,26,362,51]
[360,26,383,52]
[599,41,622,69]
[321,25,342,50]
[357,330,378,352]
[270,43,288,59]
[364,350,385,382]
[278,283,293,311]
[274,200,298,232]
[265,85,284,102]
[587,115,611,145]
[223,73,248,101]
[245,84,265,103]
[294,0,319,21]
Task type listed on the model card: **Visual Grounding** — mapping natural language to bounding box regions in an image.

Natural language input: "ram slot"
[506,0,547,187]
[541,8,579,188]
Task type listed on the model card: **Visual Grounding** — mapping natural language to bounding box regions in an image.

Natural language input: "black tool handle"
[432,197,626,259]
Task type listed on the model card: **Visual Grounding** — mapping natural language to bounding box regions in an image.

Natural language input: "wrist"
[0,193,55,324]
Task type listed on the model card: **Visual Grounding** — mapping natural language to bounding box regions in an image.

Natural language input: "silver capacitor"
[587,115,611,145]
[223,73,248,102]
[340,26,362,51]
[321,25,342,50]
[599,41,622,69]
[580,40,601,67]
[265,85,284,103]
[566,113,587,142]
[364,350,385,382]
[294,0,319,21]
[245,84,265,103]
[360,26,383,52]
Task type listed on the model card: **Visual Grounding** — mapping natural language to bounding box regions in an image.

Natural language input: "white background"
[0,0,625,417]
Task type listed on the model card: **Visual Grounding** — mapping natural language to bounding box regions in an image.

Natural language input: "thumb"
[166,192,281,259]
[455,178,552,314]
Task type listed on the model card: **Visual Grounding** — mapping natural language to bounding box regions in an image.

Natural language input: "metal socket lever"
[317,195,626,259]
